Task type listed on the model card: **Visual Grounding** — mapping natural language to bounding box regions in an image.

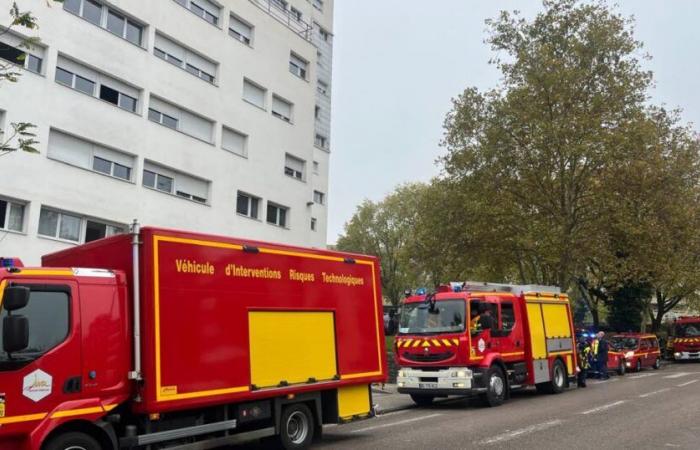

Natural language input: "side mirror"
[3,315,29,353]
[2,286,30,311]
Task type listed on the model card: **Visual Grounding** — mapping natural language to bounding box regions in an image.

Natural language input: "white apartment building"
[0,0,334,264]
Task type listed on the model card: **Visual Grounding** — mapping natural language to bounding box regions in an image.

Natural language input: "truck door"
[495,301,524,360]
[0,282,82,420]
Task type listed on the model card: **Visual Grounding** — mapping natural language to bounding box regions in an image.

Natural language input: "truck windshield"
[610,337,638,350]
[399,299,465,334]
[675,323,700,337]
[0,290,70,370]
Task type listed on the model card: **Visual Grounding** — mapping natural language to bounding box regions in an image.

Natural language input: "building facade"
[0,0,334,264]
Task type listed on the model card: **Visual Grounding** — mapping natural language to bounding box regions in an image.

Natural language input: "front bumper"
[396,367,483,395]
[674,352,700,360]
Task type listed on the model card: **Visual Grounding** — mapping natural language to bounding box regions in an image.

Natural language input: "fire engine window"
[0,288,70,367]
[501,302,515,332]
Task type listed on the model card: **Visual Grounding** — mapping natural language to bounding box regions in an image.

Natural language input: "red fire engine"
[669,316,700,361]
[395,282,577,406]
[0,224,386,450]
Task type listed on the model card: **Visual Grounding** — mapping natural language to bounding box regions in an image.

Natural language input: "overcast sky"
[327,0,700,243]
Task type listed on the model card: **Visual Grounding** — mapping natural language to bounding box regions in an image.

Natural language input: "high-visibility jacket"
[591,339,599,355]
[578,346,591,369]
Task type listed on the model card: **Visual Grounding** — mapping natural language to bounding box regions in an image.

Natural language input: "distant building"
[0,0,334,264]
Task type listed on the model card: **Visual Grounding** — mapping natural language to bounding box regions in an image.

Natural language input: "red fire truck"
[0,224,386,450]
[395,282,577,406]
[669,316,700,361]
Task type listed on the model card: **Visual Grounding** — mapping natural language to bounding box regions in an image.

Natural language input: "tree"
[336,183,431,305]
[1,1,62,156]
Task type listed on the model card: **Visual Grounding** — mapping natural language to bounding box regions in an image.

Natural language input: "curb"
[375,395,467,415]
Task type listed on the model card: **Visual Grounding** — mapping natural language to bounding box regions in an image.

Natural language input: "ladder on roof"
[450,281,561,295]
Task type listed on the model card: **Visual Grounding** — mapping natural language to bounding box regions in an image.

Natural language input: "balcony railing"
[249,0,312,42]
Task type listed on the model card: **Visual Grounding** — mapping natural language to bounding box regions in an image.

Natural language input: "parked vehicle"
[668,316,700,361]
[0,224,386,450]
[610,333,661,372]
[395,282,577,407]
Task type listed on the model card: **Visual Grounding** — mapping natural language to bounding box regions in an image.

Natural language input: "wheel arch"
[40,419,117,450]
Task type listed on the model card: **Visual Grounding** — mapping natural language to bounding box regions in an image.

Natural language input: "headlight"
[398,370,405,378]
[398,382,405,387]
[674,352,682,357]
[456,370,468,378]
[625,351,635,358]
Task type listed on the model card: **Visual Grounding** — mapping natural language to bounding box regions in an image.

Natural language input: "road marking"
[663,372,691,379]
[580,400,626,415]
[376,409,409,418]
[478,420,563,445]
[350,413,442,433]
[589,378,619,384]
[677,379,699,387]
[639,388,671,398]
[627,373,658,379]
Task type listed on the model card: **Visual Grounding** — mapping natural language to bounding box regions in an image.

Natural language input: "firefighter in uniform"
[593,331,609,379]
[577,339,591,387]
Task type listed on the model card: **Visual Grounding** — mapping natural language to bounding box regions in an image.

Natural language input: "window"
[289,53,308,79]
[38,208,82,242]
[311,217,317,231]
[175,0,220,25]
[315,105,320,119]
[143,161,210,203]
[154,33,218,83]
[0,41,43,74]
[85,220,124,242]
[148,96,214,142]
[284,154,305,180]
[315,134,327,149]
[55,56,140,112]
[313,161,319,174]
[313,190,325,205]
[63,0,144,46]
[267,203,288,228]
[317,79,328,95]
[272,95,293,122]
[229,14,253,45]
[243,79,266,109]
[271,0,288,11]
[47,129,135,181]
[290,7,302,21]
[222,126,248,157]
[0,288,70,367]
[0,197,25,232]
[318,26,329,42]
[312,0,324,12]
[501,302,515,332]
[236,192,260,219]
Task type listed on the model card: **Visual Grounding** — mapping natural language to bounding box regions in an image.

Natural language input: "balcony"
[249,0,312,42]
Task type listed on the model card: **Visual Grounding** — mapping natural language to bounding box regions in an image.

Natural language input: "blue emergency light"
[415,287,427,296]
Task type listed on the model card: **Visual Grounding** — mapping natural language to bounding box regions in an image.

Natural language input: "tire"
[410,394,435,407]
[536,360,567,395]
[278,403,315,450]
[653,357,661,370]
[480,366,507,407]
[617,360,626,376]
[44,432,101,450]
[636,359,642,372]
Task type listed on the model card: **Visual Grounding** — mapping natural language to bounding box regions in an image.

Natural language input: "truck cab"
[670,317,700,361]
[395,282,576,407]
[0,259,131,450]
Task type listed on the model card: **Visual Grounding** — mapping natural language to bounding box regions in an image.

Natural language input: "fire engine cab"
[395,282,577,407]
[669,316,700,361]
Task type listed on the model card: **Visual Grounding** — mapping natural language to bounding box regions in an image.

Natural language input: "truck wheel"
[279,403,315,450]
[410,394,434,406]
[480,366,506,407]
[653,357,661,370]
[617,360,626,376]
[636,359,642,372]
[44,432,101,450]
[536,360,566,395]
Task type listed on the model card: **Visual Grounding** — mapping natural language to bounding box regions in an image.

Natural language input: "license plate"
[419,383,438,389]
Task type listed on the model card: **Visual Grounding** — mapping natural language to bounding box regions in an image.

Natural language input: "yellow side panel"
[338,384,371,420]
[541,304,572,338]
[526,303,547,359]
[566,354,573,375]
[249,311,337,389]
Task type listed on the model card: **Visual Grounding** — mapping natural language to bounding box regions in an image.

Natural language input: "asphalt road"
[236,362,700,449]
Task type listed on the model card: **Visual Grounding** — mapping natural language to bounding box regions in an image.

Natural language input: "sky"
[327,0,700,244]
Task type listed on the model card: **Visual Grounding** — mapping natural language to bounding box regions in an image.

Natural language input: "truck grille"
[403,351,454,362]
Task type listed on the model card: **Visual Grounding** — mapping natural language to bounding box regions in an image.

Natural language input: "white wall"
[0,0,334,265]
